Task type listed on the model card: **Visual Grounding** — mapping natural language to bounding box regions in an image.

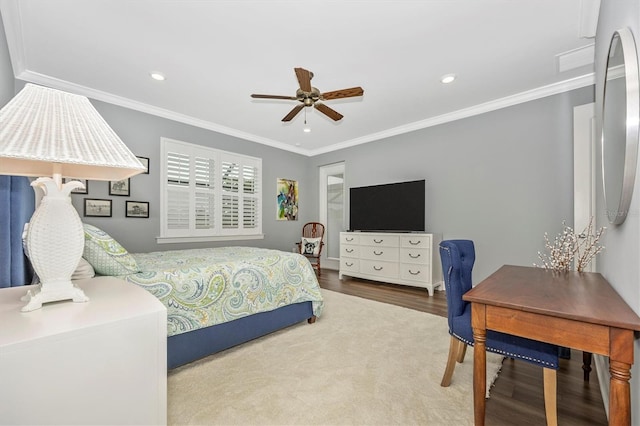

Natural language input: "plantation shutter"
[161,138,262,240]
[242,164,259,229]
[166,151,190,231]
[195,157,215,230]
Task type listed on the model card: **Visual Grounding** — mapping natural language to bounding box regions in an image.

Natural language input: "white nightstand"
[0,277,167,425]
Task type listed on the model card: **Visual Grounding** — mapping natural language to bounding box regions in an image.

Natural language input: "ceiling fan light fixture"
[150,72,166,81]
[441,74,456,84]
[251,68,363,123]
[303,108,311,132]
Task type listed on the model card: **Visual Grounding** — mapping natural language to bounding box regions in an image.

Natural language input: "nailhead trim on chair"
[450,332,558,369]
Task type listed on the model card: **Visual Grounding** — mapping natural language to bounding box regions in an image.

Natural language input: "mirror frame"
[601,27,640,225]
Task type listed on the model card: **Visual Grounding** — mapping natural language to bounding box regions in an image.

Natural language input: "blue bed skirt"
[167,301,315,369]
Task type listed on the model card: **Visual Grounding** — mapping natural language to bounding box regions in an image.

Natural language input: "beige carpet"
[168,289,504,425]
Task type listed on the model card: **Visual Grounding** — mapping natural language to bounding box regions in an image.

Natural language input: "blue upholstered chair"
[439,240,559,426]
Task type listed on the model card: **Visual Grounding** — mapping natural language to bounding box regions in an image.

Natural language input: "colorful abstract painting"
[277,178,298,220]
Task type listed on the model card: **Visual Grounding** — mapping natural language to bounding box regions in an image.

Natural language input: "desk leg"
[471,303,487,426]
[582,351,592,382]
[608,328,634,426]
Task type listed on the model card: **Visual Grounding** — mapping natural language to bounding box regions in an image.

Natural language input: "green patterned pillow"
[83,224,140,276]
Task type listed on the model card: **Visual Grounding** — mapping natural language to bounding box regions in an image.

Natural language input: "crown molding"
[15,69,595,158]
[14,70,309,156]
[307,73,596,156]
[0,0,26,79]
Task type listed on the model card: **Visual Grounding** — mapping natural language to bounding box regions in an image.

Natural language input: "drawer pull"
[409,270,421,275]
[409,240,422,245]
[346,262,354,267]
[374,251,384,256]
[373,239,383,244]
[346,248,354,253]
[346,237,354,242]
[409,253,421,259]
[373,266,383,271]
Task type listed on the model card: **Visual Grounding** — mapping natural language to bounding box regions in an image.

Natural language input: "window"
[159,138,262,243]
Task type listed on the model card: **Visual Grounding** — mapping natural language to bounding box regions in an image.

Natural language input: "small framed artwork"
[109,178,130,196]
[126,201,149,218]
[136,156,150,174]
[84,198,112,217]
[63,178,88,194]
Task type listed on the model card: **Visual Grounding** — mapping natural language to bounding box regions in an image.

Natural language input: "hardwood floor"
[318,269,608,425]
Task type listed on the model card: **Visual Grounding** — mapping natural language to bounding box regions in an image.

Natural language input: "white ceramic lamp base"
[22,177,89,312]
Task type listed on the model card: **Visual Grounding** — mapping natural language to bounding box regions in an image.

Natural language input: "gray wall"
[595,0,640,421]
[309,87,594,282]
[81,98,314,254]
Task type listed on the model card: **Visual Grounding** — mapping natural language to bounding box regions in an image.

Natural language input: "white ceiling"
[1,0,599,156]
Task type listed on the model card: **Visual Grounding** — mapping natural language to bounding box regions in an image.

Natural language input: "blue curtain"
[0,176,35,288]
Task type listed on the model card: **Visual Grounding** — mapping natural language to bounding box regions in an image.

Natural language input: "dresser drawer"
[341,258,360,273]
[359,234,399,247]
[360,260,399,279]
[400,264,432,282]
[360,246,399,262]
[341,233,360,245]
[401,234,432,248]
[400,248,430,265]
[341,244,360,258]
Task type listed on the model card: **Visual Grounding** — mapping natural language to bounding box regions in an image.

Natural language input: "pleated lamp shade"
[0,83,144,311]
[0,83,145,180]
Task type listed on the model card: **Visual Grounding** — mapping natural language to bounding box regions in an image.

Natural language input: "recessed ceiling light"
[440,74,456,84]
[150,72,166,81]
[303,127,311,133]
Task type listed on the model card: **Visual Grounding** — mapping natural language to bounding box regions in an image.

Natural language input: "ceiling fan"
[251,67,364,122]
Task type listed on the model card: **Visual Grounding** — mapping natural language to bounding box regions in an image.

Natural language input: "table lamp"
[0,83,145,311]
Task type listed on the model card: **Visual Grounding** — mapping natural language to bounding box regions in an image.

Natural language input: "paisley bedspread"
[119,247,324,337]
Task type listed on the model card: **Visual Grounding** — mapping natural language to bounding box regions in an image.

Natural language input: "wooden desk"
[464,265,640,426]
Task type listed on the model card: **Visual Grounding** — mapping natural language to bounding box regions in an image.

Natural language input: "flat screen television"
[349,179,425,232]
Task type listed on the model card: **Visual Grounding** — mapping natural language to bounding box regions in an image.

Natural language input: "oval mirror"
[602,28,640,225]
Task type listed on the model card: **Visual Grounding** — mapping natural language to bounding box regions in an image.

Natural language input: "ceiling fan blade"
[251,94,298,100]
[294,68,312,92]
[282,104,305,122]
[321,86,364,100]
[314,103,343,121]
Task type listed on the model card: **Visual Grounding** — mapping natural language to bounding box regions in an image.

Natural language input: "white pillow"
[72,258,96,280]
[301,237,321,256]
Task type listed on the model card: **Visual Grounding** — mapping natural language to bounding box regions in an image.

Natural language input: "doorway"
[319,162,345,270]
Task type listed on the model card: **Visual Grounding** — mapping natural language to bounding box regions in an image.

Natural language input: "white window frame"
[157,137,263,244]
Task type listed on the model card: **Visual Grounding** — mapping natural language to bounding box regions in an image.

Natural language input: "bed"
[81,224,324,369]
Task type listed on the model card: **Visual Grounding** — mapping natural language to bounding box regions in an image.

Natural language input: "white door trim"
[319,162,345,271]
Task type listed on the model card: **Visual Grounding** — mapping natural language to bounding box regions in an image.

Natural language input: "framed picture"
[84,198,112,217]
[136,156,150,174]
[276,178,298,221]
[126,201,149,218]
[63,178,88,194]
[109,178,130,196]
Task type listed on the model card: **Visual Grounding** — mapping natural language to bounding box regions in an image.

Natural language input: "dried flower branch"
[534,217,605,272]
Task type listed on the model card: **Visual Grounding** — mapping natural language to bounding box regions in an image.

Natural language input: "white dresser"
[0,277,167,425]
[339,232,443,295]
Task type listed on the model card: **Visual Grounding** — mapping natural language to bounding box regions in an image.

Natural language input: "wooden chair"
[295,222,325,275]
